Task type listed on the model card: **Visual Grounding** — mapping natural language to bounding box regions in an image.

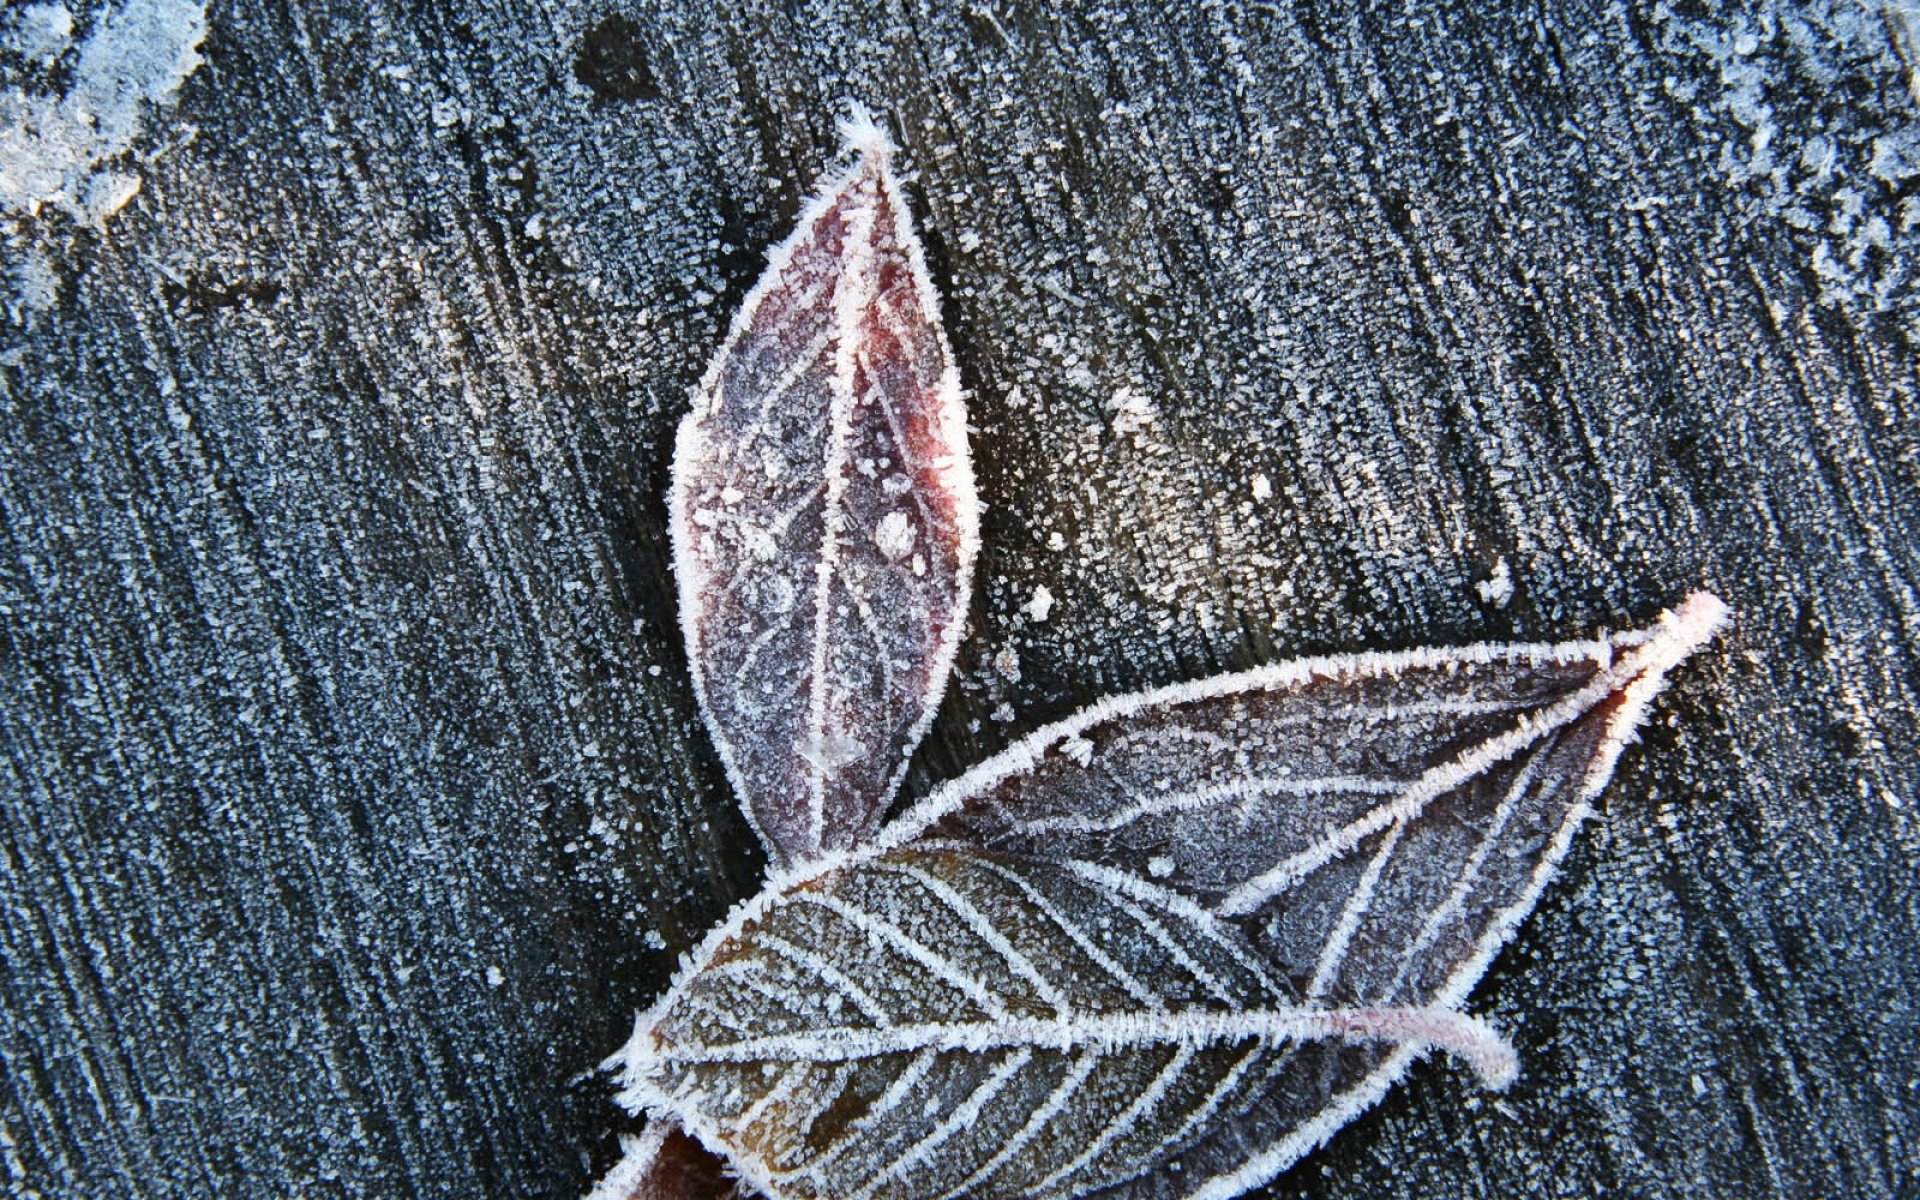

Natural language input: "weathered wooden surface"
[1,2,1915,1198]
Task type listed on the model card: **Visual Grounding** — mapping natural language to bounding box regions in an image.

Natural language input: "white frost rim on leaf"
[582,1119,676,1200]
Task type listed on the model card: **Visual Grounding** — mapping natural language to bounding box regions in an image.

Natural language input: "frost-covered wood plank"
[1,2,1915,1200]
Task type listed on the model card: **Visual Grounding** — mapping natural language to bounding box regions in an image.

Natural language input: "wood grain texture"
[1,2,1914,1198]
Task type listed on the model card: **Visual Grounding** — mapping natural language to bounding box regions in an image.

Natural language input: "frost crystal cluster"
[588,111,1726,1200]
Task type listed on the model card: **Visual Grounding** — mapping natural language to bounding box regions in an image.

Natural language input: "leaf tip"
[835,100,896,164]
[1474,1029,1521,1092]
[1619,589,1729,699]
[1581,589,1729,797]
[1666,590,1730,653]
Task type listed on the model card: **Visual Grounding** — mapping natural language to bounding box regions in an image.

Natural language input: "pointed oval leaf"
[615,848,1514,1200]
[670,123,979,868]
[870,593,1726,1198]
[891,595,1725,920]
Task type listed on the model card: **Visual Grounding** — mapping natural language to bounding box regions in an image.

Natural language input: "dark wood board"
[2,1,1915,1197]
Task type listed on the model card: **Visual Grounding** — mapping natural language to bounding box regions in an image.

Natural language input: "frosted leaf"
[857,594,1726,1198]
[670,121,978,868]
[600,104,1730,1200]
[615,848,1512,1200]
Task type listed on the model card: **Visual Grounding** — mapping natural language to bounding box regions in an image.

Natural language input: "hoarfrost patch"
[9,249,58,317]
[1108,386,1158,437]
[0,0,208,225]
[1869,127,1920,184]
[10,4,74,65]
[1476,559,1515,609]
[1654,0,1919,316]
[1027,584,1055,622]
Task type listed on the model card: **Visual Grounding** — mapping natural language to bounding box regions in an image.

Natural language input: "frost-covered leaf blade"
[858,593,1728,1198]
[891,594,1726,920]
[670,121,978,868]
[614,849,1511,1200]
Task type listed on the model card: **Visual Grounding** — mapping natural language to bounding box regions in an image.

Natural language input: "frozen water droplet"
[797,732,867,777]
[874,510,915,561]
